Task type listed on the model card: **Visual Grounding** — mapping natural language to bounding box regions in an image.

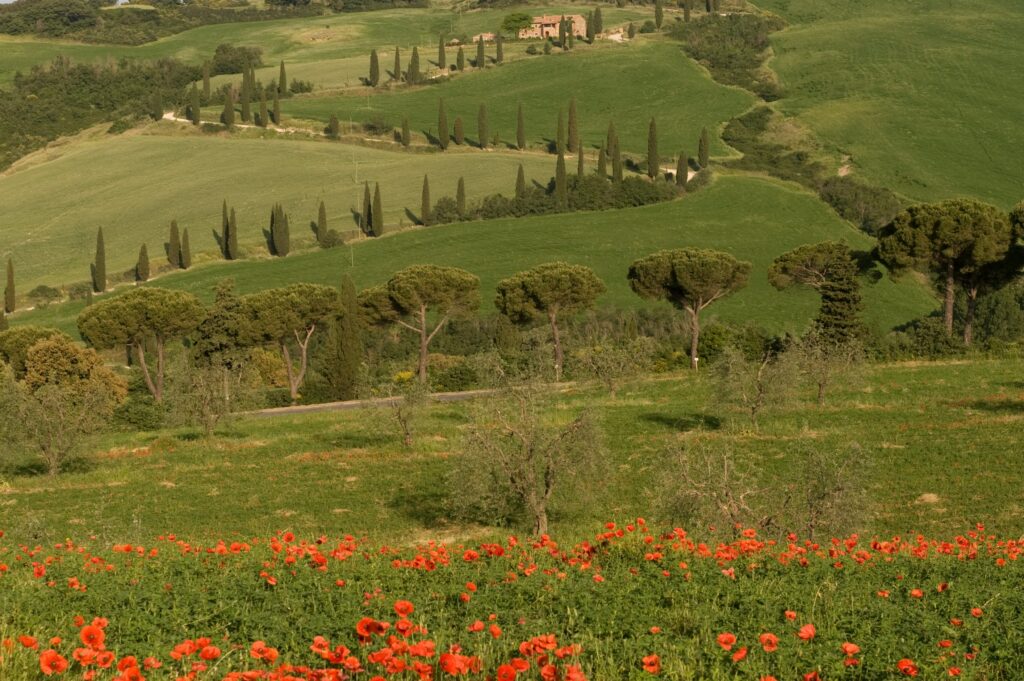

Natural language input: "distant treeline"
[0,0,318,45]
[0,56,197,170]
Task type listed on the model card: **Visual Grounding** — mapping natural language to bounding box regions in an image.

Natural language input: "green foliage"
[92,227,106,294]
[368,48,380,86]
[437,98,449,150]
[135,243,150,283]
[0,325,69,378]
[819,176,903,235]
[420,175,431,227]
[647,117,659,178]
[315,274,363,401]
[501,12,533,35]
[270,204,291,257]
[477,103,489,149]
[4,257,13,314]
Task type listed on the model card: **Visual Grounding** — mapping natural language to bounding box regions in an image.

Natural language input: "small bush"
[289,79,314,94]
[639,20,658,33]
[362,115,393,136]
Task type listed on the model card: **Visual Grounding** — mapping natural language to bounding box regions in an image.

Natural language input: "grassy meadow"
[10,174,937,336]
[758,0,1024,209]
[1,358,1021,544]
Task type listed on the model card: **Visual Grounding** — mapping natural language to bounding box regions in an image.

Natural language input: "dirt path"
[245,387,503,418]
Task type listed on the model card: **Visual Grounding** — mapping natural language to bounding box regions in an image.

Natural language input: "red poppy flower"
[394,600,415,617]
[642,654,661,674]
[199,645,221,661]
[80,625,105,651]
[716,633,736,651]
[39,649,69,676]
[497,663,518,681]
[797,624,816,641]
[897,659,919,676]
[731,647,748,662]
[759,633,778,653]
[841,642,860,656]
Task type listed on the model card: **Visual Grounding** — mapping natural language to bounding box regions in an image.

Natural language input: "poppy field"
[1,519,1022,680]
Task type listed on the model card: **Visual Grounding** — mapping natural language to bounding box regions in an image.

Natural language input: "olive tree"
[78,288,205,403]
[628,248,751,369]
[494,262,605,382]
[0,325,70,378]
[240,283,340,402]
[359,265,479,383]
[0,336,126,475]
[877,199,1017,344]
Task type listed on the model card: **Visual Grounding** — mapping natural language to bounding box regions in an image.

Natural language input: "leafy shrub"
[113,395,165,431]
[26,285,61,308]
[639,20,658,33]
[211,44,264,75]
[362,115,393,136]
[289,78,314,94]
[819,176,903,235]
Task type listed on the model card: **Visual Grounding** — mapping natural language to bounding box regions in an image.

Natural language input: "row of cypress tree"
[368,33,508,88]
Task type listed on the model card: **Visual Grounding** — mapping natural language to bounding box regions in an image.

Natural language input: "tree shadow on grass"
[387,486,452,529]
[960,399,1024,414]
[640,412,721,432]
[2,455,94,478]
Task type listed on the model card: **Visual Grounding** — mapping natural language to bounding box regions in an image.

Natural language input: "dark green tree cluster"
[92,227,106,294]
[135,244,150,283]
[360,183,385,236]
[167,220,191,270]
[368,49,381,86]
[221,201,239,260]
[269,203,291,257]
[4,258,14,314]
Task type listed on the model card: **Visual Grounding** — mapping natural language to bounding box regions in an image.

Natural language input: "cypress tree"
[594,7,604,33]
[559,16,567,49]
[567,28,574,49]
[322,273,363,401]
[438,98,450,150]
[393,47,401,82]
[555,152,567,210]
[190,85,201,125]
[515,164,526,199]
[240,72,251,123]
[684,0,691,22]
[361,182,372,235]
[577,148,585,177]
[698,126,710,168]
[676,150,689,187]
[627,22,636,39]
[516,102,526,150]
[401,116,411,146]
[420,175,431,226]
[457,46,465,71]
[136,244,150,283]
[317,200,328,246]
[453,116,464,145]
[258,88,268,127]
[612,138,623,184]
[496,34,504,64]
[655,0,664,28]
[478,103,489,149]
[556,109,565,154]
[278,207,291,256]
[168,220,181,267]
[273,88,281,125]
[409,46,420,84]
[93,227,106,293]
[647,117,659,179]
[369,49,381,86]
[706,0,712,14]
[372,184,383,236]
[278,61,287,95]
[476,36,485,69]
[597,147,608,177]
[228,208,239,260]
[328,114,340,138]
[456,177,466,216]
[437,35,446,70]
[586,12,595,43]
[180,229,192,269]
[606,121,617,157]
[202,61,211,100]
[543,38,552,55]
[568,97,579,153]
[222,88,235,129]
[4,258,14,314]
[221,200,230,258]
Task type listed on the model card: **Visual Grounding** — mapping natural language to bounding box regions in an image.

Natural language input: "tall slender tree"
[278,61,287,95]
[676,150,689,187]
[454,116,465,145]
[240,72,251,123]
[317,200,328,247]
[606,121,617,157]
[597,147,608,177]
[478,104,489,149]
[258,88,268,127]
[408,46,421,84]
[515,164,527,199]
[361,182,372,235]
[684,0,692,22]
[555,152,568,210]
[327,115,340,138]
[612,138,623,184]
[92,227,106,293]
[168,220,181,268]
[577,148,585,177]
[401,116,411,147]
[496,34,504,63]
[516,102,526,150]
[558,16,567,48]
[476,36,485,68]
[393,47,401,82]
[586,11,595,43]
[369,49,380,86]
[221,200,230,258]
[272,88,281,125]
[698,127,710,168]
[655,0,664,28]
[438,98,450,150]
[136,244,150,283]
[456,177,466,216]
[202,61,211,100]
[594,7,604,33]
[372,184,384,236]
[4,258,14,314]
[320,273,363,401]
[222,88,235,129]
[190,85,201,126]
[457,46,465,71]
[227,208,239,260]
[437,35,446,70]
[420,175,431,226]
[180,229,192,269]
[647,117,659,179]
[568,97,579,153]
[556,109,565,153]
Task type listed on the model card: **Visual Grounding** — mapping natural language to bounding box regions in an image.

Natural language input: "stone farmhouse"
[518,14,587,40]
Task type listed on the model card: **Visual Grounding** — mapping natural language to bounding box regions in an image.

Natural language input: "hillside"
[757,0,1024,209]
[14,174,937,336]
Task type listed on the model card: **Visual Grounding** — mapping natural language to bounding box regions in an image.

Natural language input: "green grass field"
[758,0,1024,209]
[0,5,653,84]
[1,358,1021,544]
[279,40,754,157]
[12,174,936,336]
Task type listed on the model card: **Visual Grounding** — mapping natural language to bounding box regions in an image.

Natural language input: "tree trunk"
[418,305,429,384]
[817,381,826,407]
[548,309,563,382]
[135,342,161,403]
[964,286,978,346]
[943,264,955,336]
[155,338,165,404]
[689,309,700,370]
[533,505,548,535]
